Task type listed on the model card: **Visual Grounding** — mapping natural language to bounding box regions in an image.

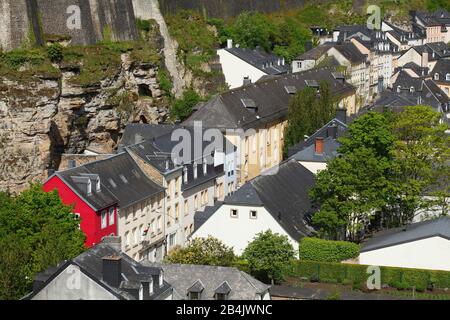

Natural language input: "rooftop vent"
[241,98,258,113]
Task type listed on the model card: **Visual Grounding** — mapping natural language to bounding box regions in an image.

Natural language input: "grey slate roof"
[432,59,450,84]
[143,262,269,300]
[287,116,348,158]
[225,47,290,75]
[361,217,450,252]
[376,71,450,112]
[55,153,164,211]
[332,42,368,64]
[194,160,316,240]
[183,67,356,130]
[56,166,118,212]
[292,137,340,163]
[120,124,179,146]
[294,43,333,60]
[28,242,172,300]
[83,153,164,209]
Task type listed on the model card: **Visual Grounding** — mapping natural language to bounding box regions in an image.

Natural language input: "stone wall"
[0,53,168,194]
[158,0,316,19]
[0,0,31,51]
[0,0,138,51]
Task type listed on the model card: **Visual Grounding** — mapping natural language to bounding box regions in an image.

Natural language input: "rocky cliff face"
[0,53,169,194]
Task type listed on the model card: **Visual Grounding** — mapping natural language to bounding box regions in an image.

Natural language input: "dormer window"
[159,273,164,288]
[215,282,231,300]
[410,86,415,93]
[87,179,92,196]
[193,162,198,179]
[188,280,204,300]
[435,73,440,81]
[203,159,207,175]
[397,86,401,93]
[446,74,450,81]
[149,279,154,296]
[139,284,144,301]
[183,167,188,184]
[96,178,101,192]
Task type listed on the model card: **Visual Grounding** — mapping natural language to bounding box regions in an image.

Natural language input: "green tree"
[310,107,450,241]
[0,184,85,299]
[165,237,236,267]
[284,81,337,157]
[170,88,201,121]
[242,231,295,284]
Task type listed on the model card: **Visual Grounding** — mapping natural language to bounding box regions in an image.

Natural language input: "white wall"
[218,49,268,89]
[359,236,450,271]
[192,204,298,255]
[298,161,327,175]
[292,59,316,73]
[32,264,119,300]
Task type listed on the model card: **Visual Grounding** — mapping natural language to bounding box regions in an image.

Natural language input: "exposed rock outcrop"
[0,54,169,194]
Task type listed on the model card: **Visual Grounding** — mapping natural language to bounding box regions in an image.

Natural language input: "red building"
[44,169,118,247]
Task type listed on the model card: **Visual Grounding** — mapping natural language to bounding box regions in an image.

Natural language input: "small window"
[230,209,238,218]
[183,167,188,184]
[203,160,207,175]
[216,293,228,300]
[189,292,200,300]
[446,73,450,81]
[434,73,440,81]
[109,208,115,226]
[101,211,107,229]
[250,210,257,219]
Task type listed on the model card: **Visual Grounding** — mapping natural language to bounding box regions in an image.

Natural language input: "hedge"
[299,238,360,263]
[286,260,450,292]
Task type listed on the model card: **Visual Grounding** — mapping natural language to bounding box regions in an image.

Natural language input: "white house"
[217,40,290,89]
[359,217,450,271]
[191,160,316,255]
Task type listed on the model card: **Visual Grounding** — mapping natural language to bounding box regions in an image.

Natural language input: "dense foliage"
[310,106,450,241]
[283,81,337,157]
[0,184,85,300]
[287,260,450,293]
[299,238,360,263]
[242,231,296,284]
[170,88,201,121]
[165,237,237,267]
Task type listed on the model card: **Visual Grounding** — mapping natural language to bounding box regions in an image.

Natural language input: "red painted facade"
[43,175,118,247]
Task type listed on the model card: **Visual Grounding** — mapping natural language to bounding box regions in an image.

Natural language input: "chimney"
[227,39,233,49]
[327,125,338,139]
[336,108,347,124]
[243,76,252,86]
[315,138,324,155]
[102,236,122,252]
[102,255,122,288]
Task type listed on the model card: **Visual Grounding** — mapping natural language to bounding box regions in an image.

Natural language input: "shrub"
[287,260,450,292]
[47,43,63,63]
[299,237,360,263]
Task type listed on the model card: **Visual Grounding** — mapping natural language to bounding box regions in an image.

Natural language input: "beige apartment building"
[184,68,357,185]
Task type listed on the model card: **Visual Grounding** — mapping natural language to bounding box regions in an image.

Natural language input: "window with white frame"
[435,73,439,80]
[109,208,115,226]
[183,166,188,184]
[446,73,450,81]
[230,209,238,218]
[101,210,107,229]
[74,213,81,229]
[157,216,162,232]
[125,231,130,247]
[203,159,207,175]
[250,210,257,219]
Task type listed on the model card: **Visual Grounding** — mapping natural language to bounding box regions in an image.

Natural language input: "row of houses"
[25,237,270,300]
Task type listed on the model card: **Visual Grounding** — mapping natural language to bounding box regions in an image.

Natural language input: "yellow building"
[184,68,357,185]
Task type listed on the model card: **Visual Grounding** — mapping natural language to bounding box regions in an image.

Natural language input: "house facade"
[124,127,237,256]
[359,217,450,272]
[192,160,316,255]
[184,68,356,186]
[218,40,290,89]
[44,153,166,261]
